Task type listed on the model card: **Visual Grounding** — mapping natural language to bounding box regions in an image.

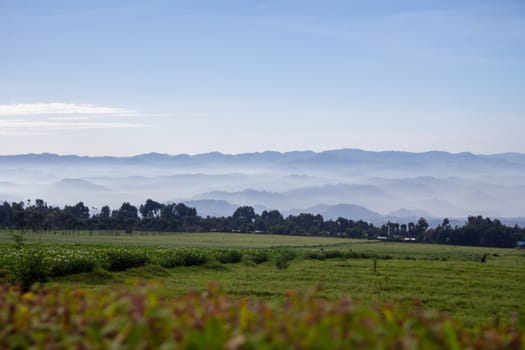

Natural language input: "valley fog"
[1,149,524,226]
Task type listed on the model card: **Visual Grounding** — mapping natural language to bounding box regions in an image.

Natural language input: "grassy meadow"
[0,229,355,247]
[1,229,523,328]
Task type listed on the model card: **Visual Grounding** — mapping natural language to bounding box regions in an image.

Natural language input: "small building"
[517,241,525,249]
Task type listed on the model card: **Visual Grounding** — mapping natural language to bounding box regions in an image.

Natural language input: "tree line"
[0,199,524,248]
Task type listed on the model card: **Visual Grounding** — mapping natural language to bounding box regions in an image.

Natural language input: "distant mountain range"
[1,149,524,226]
[2,149,525,170]
[181,199,525,228]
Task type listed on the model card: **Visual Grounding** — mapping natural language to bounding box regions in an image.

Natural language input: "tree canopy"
[0,199,523,248]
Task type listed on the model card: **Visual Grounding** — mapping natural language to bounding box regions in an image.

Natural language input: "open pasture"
[0,229,357,248]
[0,229,518,259]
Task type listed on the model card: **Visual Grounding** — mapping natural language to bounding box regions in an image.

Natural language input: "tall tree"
[232,206,256,232]
[139,199,163,218]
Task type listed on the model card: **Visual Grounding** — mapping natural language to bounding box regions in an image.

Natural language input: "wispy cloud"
[0,103,150,135]
[0,119,148,129]
[0,102,136,117]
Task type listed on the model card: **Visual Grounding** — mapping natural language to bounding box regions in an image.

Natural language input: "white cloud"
[0,103,135,116]
[0,119,149,130]
[0,103,150,134]
[47,116,93,121]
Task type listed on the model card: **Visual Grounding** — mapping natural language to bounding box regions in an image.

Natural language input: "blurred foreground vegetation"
[1,283,524,349]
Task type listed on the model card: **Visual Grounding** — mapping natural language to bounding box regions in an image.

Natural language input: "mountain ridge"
[1,148,524,219]
[1,148,524,160]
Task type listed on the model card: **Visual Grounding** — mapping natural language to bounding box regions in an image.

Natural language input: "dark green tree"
[232,206,256,232]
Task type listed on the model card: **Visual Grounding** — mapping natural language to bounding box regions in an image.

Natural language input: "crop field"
[0,230,524,348]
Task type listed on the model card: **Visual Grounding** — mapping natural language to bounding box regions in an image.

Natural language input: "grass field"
[70,255,522,327]
[0,229,357,247]
[1,229,524,328]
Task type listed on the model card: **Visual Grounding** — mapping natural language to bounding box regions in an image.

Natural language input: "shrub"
[49,257,97,277]
[158,252,185,268]
[216,250,243,264]
[104,249,148,271]
[181,249,208,266]
[304,251,325,260]
[303,249,394,261]
[243,250,269,265]
[9,231,25,250]
[323,250,345,259]
[275,249,296,270]
[8,245,49,291]
[304,250,362,260]
[157,249,210,268]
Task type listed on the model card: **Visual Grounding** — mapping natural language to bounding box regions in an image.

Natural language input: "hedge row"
[0,245,395,290]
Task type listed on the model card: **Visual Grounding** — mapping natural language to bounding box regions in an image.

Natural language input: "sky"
[0,0,524,156]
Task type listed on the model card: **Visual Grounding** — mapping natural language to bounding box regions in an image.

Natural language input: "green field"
[65,253,523,327]
[0,229,356,247]
[1,230,524,328]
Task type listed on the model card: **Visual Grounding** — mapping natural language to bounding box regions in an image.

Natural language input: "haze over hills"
[1,149,524,226]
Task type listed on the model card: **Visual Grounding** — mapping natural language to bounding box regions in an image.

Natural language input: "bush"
[49,257,97,277]
[323,250,345,259]
[9,231,26,250]
[304,250,353,260]
[303,249,394,261]
[158,252,185,268]
[104,250,148,271]
[243,250,269,265]
[303,251,325,260]
[181,249,208,266]
[8,245,49,291]
[216,250,243,264]
[275,249,296,270]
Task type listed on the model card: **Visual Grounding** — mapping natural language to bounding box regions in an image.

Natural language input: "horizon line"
[0,148,522,158]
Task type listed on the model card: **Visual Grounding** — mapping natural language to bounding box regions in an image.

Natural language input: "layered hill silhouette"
[1,149,524,225]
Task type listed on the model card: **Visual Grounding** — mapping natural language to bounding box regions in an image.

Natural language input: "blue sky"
[0,0,524,155]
